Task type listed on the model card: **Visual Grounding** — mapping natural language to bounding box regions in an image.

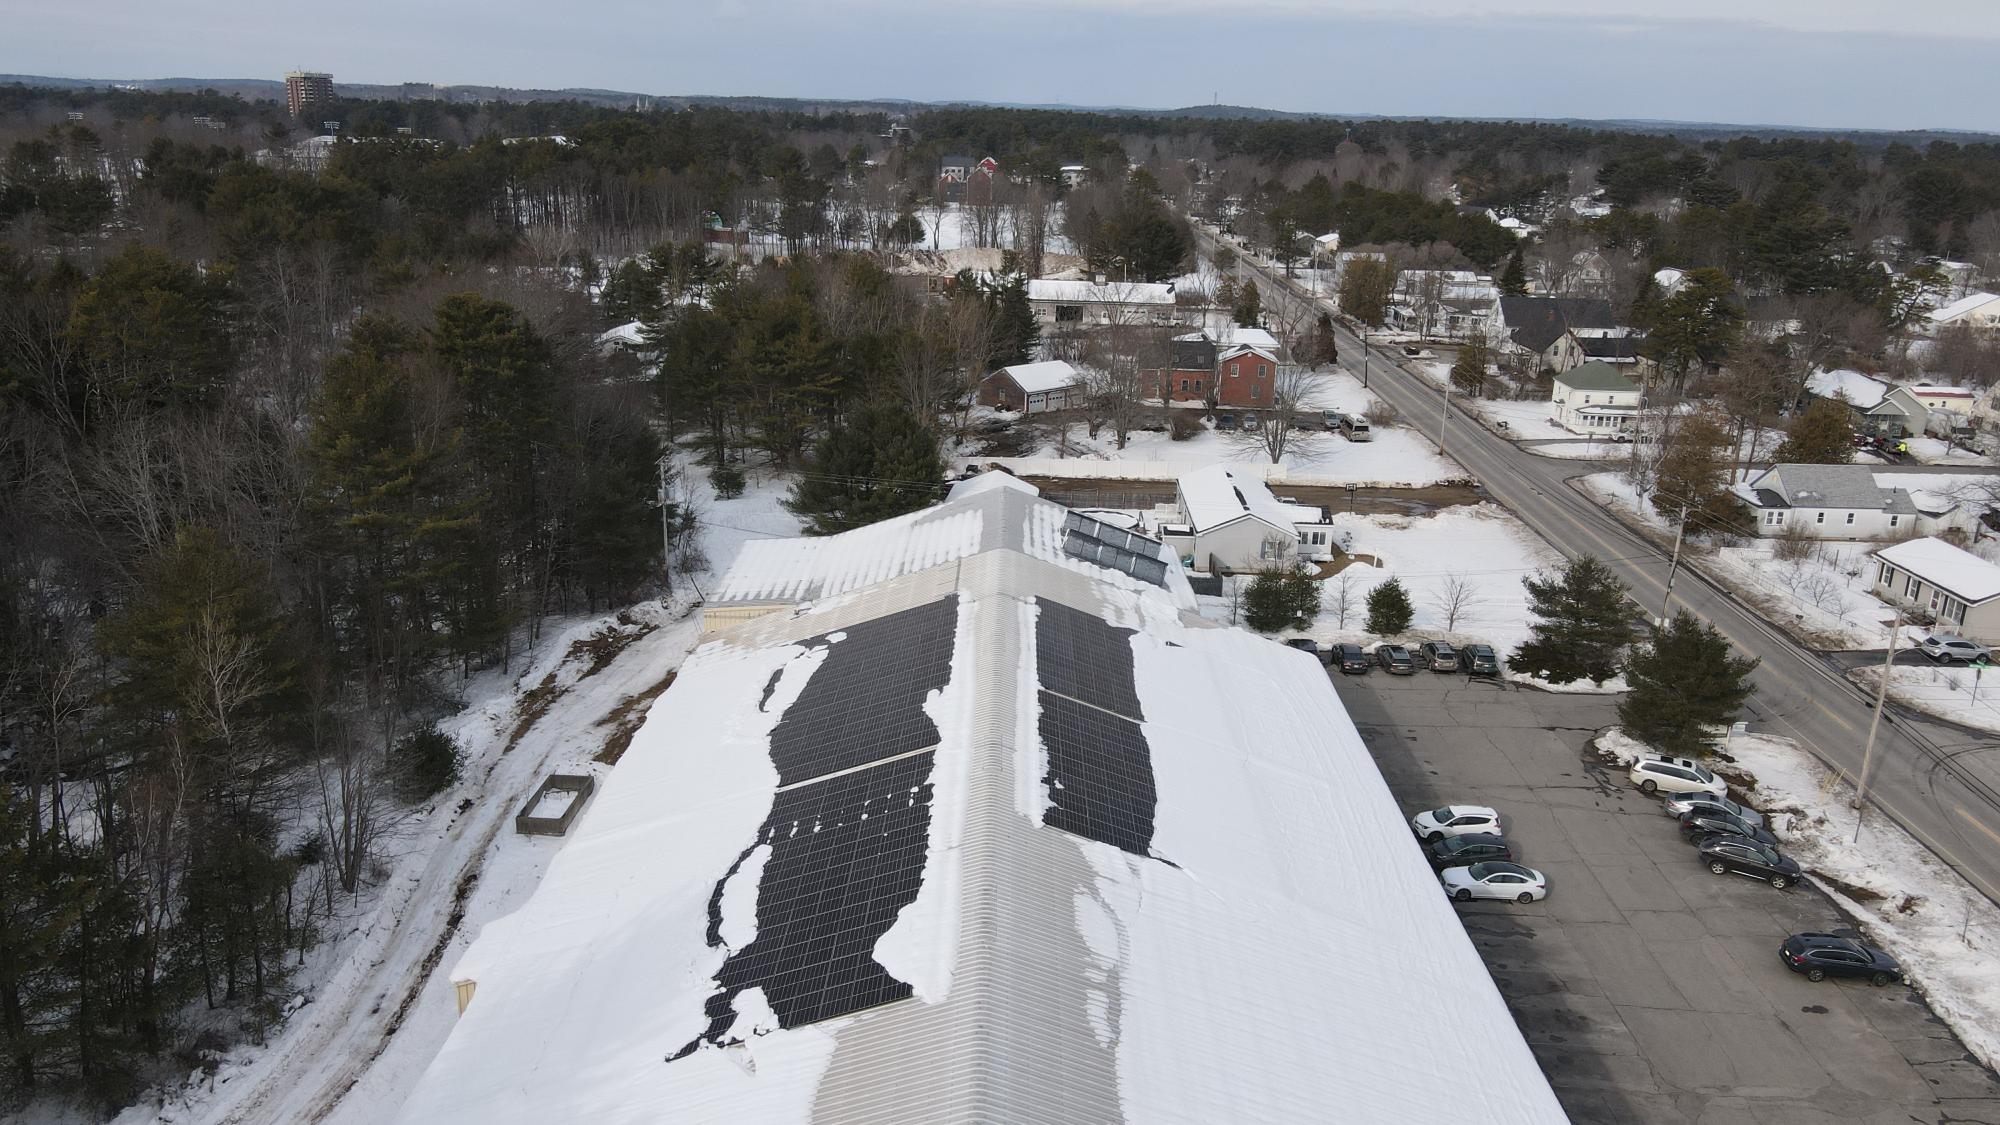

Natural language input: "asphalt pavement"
[1338,666,2000,1124]
[1199,226,2000,909]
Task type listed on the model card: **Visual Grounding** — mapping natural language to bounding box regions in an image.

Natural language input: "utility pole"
[1854,612,1902,835]
[1362,329,1370,389]
[1659,504,1689,624]
[657,454,676,594]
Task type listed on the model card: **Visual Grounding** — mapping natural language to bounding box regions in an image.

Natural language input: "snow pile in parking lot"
[1720,730,2000,1072]
[1589,728,1650,766]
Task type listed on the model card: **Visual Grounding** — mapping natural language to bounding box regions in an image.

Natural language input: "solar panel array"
[673,596,957,1059]
[1062,511,1170,589]
[1034,599,1159,856]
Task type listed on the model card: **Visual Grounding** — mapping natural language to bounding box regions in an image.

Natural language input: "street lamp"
[1361,328,1371,390]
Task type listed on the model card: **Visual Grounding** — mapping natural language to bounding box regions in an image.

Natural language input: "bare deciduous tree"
[1432,573,1481,631]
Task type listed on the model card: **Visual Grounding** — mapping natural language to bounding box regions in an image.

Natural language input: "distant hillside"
[3,75,1995,143]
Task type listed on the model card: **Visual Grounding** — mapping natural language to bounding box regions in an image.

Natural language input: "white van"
[1338,413,1373,442]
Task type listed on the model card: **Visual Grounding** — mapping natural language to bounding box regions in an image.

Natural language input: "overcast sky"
[6,0,1996,133]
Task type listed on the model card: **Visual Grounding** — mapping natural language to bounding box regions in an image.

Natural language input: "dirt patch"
[593,669,679,765]
[1815,871,1889,905]
[502,617,660,755]
[1314,553,1384,577]
[1026,476,1486,516]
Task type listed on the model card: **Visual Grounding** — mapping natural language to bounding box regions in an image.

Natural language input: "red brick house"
[1143,327,1284,408]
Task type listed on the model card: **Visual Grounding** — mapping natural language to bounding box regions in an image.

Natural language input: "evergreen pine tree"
[785,403,945,534]
[1499,247,1528,296]
[1243,564,1323,633]
[1512,556,1637,684]
[989,274,1039,367]
[1618,611,1759,756]
[1234,279,1262,327]
[1771,396,1855,465]
[1311,312,1340,368]
[1366,577,1414,635]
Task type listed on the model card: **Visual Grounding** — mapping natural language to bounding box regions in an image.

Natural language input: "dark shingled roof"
[1501,296,1620,354]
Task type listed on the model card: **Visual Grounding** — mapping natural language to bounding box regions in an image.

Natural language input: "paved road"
[1338,668,2000,1123]
[1200,226,2000,907]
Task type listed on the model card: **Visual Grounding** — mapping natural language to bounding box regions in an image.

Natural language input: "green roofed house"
[1550,361,1641,437]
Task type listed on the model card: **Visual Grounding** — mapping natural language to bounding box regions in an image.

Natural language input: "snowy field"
[1853,660,2000,735]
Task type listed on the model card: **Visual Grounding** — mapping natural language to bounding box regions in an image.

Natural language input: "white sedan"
[1411,805,1501,842]
[1440,862,1548,904]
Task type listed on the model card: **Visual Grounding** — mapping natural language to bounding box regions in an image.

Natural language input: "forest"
[6,80,2000,1115]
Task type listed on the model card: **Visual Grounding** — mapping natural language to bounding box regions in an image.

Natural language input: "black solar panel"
[671,595,959,1059]
[673,753,936,1058]
[1035,599,1141,717]
[1060,513,1170,589]
[1034,599,1159,856]
[1039,693,1157,854]
[766,596,957,787]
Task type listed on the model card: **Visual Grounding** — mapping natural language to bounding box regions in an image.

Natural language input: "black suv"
[1376,644,1416,674]
[1679,810,1778,848]
[1283,638,1320,660]
[1425,833,1514,870]
[1417,641,1459,672]
[1780,933,1902,986]
[1698,837,1801,888]
[1334,643,1371,674]
[1461,643,1500,676]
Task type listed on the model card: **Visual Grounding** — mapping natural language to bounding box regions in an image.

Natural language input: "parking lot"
[1332,667,2000,1124]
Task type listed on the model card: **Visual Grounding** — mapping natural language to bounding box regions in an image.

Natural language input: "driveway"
[1332,668,2000,1124]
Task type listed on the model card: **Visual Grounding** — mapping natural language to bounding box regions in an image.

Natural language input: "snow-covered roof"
[1908,383,1977,400]
[993,359,1083,394]
[1876,536,2000,604]
[1026,278,1176,305]
[596,320,645,350]
[1927,291,2000,323]
[711,469,1192,609]
[397,478,1565,1125]
[1176,463,1301,536]
[1806,368,1891,410]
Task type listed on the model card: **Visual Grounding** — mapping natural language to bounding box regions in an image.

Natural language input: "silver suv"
[1917,634,1992,664]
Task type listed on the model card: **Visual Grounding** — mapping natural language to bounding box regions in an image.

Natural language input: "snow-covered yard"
[1853,660,2000,736]
[1187,503,1569,675]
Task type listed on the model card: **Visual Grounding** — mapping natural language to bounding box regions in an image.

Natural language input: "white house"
[1387,270,1499,341]
[1873,536,2000,640]
[1926,291,2000,333]
[1159,464,1336,573]
[1550,361,1641,436]
[1026,278,1182,328]
[1736,465,1915,540]
[1804,368,1934,439]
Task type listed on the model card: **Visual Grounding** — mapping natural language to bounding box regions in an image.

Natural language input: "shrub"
[711,464,745,499]
[1169,411,1204,441]
[1365,577,1414,635]
[1244,564,1323,633]
[1364,401,1400,428]
[392,724,462,802]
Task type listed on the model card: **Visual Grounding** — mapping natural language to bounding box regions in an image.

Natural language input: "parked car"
[1417,640,1460,671]
[1376,644,1416,674]
[1780,933,1902,986]
[1216,413,1237,429]
[1411,805,1501,842]
[1663,792,1764,828]
[1698,837,1801,888]
[1630,753,1727,797]
[1283,638,1320,658]
[1425,833,1514,870]
[1440,861,1547,904]
[1400,346,1435,360]
[1917,634,1992,664]
[1461,643,1501,676]
[1334,643,1372,674]
[1240,414,1262,431]
[1678,810,1778,848]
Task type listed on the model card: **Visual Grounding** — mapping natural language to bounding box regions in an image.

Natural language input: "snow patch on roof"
[1027,279,1176,305]
[1177,464,1298,535]
[1928,291,2000,323]
[1876,536,2000,603]
[1806,368,1890,409]
[997,359,1083,393]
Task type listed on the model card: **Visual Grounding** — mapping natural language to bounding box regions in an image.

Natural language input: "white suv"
[1629,754,1725,797]
[1412,805,1501,842]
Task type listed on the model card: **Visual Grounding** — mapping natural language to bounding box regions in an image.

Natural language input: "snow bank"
[1722,729,2000,1072]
